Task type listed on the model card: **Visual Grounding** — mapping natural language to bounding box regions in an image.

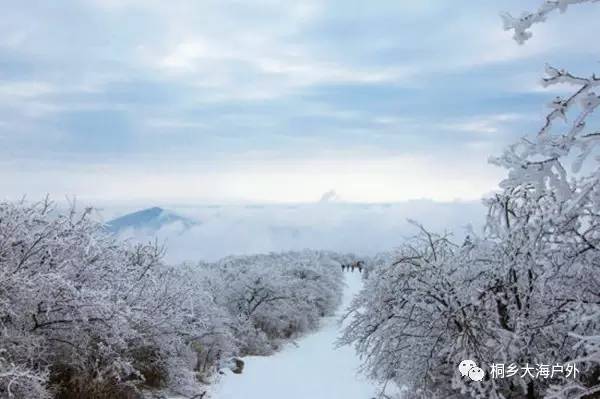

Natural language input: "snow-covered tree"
[0,199,347,398]
[341,1,600,398]
[198,251,345,356]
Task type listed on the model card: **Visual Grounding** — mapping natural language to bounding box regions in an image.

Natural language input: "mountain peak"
[106,207,197,233]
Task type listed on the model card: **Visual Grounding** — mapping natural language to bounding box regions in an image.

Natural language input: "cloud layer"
[2,1,600,202]
[110,200,485,263]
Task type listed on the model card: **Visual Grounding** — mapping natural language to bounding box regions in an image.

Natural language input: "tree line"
[0,200,350,398]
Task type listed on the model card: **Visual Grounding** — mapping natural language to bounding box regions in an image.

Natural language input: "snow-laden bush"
[0,199,205,397]
[0,199,346,398]
[1,200,137,397]
[340,226,498,398]
[341,1,600,398]
[197,251,345,356]
[0,358,49,399]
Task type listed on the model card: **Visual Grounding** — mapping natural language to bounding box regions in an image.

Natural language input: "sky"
[2,0,600,204]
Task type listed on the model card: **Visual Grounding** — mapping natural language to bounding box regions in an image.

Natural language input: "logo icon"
[468,366,485,381]
[458,359,485,381]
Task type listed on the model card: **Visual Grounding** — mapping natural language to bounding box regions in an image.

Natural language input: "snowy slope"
[211,272,387,399]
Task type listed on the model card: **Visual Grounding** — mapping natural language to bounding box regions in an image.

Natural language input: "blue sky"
[2,1,599,203]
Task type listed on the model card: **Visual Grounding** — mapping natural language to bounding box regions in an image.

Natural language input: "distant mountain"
[106,207,198,233]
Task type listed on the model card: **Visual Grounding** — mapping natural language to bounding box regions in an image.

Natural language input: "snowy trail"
[211,271,378,399]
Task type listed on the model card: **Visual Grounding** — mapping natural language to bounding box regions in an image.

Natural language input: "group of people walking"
[341,261,363,273]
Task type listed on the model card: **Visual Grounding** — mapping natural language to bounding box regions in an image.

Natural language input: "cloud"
[2,0,599,203]
[109,201,485,263]
[437,113,528,134]
[0,149,505,205]
[319,190,341,203]
[143,117,208,130]
[0,81,55,99]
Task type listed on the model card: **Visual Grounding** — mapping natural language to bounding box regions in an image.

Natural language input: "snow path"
[211,271,379,399]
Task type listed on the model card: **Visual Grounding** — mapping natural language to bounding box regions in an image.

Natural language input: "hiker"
[341,264,346,272]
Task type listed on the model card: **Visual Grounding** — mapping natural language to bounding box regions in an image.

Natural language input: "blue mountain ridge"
[106,207,198,233]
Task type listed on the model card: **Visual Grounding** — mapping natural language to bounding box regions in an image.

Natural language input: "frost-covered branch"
[537,65,600,137]
[501,0,600,44]
[0,358,49,399]
[489,63,600,202]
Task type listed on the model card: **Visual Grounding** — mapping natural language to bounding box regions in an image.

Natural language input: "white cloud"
[1,151,503,204]
[108,201,484,263]
[437,113,527,134]
[144,117,208,130]
[0,82,55,99]
[2,0,599,204]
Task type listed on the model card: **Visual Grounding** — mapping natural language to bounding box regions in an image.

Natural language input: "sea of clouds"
[100,200,486,264]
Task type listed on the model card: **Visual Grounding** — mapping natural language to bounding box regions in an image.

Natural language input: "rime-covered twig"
[501,0,600,44]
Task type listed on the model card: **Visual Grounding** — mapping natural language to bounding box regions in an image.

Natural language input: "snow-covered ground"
[211,271,382,399]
